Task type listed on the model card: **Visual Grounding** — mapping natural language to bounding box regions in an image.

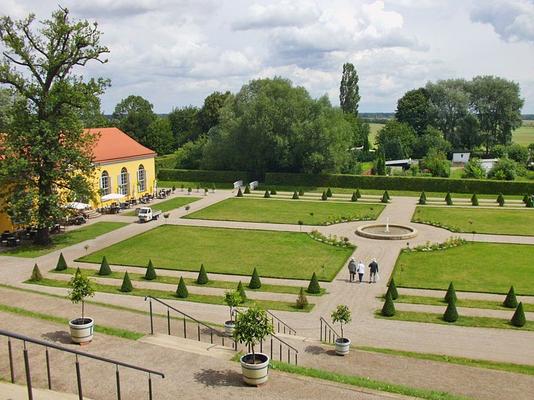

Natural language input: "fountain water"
[385,217,390,233]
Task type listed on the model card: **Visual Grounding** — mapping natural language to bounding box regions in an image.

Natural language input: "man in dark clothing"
[369,259,379,283]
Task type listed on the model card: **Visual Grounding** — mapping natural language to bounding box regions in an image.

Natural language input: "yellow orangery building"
[0,127,156,232]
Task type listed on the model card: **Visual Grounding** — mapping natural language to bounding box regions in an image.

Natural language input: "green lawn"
[123,196,201,216]
[185,198,384,225]
[513,121,534,146]
[78,225,353,281]
[413,206,534,236]
[394,242,534,295]
[3,222,128,258]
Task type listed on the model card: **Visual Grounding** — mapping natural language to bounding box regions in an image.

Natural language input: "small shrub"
[527,197,534,208]
[55,253,67,271]
[355,188,361,198]
[444,282,457,303]
[270,188,277,195]
[296,288,308,309]
[292,191,299,199]
[351,192,358,202]
[384,190,391,201]
[331,305,352,338]
[326,188,332,197]
[321,191,328,201]
[197,264,209,285]
[387,279,399,300]
[120,272,133,293]
[471,193,479,206]
[144,259,157,280]
[522,194,529,204]
[98,256,112,276]
[187,187,192,194]
[236,187,243,197]
[249,268,261,289]
[237,281,247,302]
[503,286,518,308]
[445,192,453,206]
[511,302,526,327]
[30,264,43,282]
[244,184,250,194]
[298,189,304,196]
[307,272,321,294]
[176,277,188,298]
[381,191,389,203]
[381,293,395,317]
[419,191,427,205]
[264,190,271,198]
[497,193,505,207]
[443,300,458,322]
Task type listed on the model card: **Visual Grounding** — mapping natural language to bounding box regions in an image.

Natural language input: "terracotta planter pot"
[224,320,235,336]
[335,337,351,356]
[69,317,94,344]
[240,353,269,386]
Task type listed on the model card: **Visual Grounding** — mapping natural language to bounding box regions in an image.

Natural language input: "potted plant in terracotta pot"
[68,268,95,344]
[224,290,241,336]
[331,304,352,356]
[233,306,273,386]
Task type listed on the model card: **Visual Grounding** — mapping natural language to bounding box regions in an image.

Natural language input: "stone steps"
[0,381,92,400]
[138,333,235,360]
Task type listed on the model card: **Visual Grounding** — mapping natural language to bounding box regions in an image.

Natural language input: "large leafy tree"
[339,63,360,116]
[112,95,156,147]
[145,116,174,155]
[197,91,232,135]
[0,7,108,245]
[395,88,432,136]
[168,105,200,147]
[376,120,417,160]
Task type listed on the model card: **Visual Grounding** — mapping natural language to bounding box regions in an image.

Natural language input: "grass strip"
[395,294,534,312]
[353,345,534,376]
[28,278,313,313]
[54,267,325,296]
[270,360,469,400]
[377,310,534,331]
[122,196,201,216]
[0,303,142,340]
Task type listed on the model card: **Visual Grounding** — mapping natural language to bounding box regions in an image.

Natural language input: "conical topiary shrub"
[264,190,271,198]
[497,193,505,207]
[355,189,361,199]
[30,264,43,282]
[98,256,112,276]
[144,259,157,280]
[385,190,391,201]
[270,188,277,195]
[503,286,518,308]
[236,187,243,197]
[244,184,250,194]
[419,191,427,205]
[523,194,529,204]
[296,287,308,309]
[445,192,453,206]
[299,189,304,196]
[351,192,358,202]
[249,268,261,289]
[443,300,458,322]
[197,264,209,285]
[307,272,321,294]
[55,253,67,271]
[237,281,247,302]
[471,193,479,206]
[381,292,395,317]
[292,191,299,200]
[176,277,188,298]
[120,272,133,293]
[444,282,457,303]
[526,197,534,208]
[321,191,328,201]
[511,302,526,327]
[326,188,332,197]
[381,191,389,203]
[387,278,399,300]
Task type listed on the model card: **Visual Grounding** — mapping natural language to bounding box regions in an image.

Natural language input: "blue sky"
[1,0,533,113]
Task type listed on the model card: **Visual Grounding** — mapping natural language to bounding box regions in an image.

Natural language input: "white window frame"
[119,168,129,196]
[100,171,110,195]
[137,165,146,192]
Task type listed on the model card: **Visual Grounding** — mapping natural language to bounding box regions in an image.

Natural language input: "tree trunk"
[82,301,85,321]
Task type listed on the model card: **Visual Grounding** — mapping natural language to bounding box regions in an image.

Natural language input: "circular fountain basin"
[356,224,417,240]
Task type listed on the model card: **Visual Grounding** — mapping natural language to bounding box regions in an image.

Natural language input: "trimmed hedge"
[158,168,251,183]
[264,172,534,195]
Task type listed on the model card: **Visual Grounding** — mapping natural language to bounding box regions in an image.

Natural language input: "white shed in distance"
[452,152,470,165]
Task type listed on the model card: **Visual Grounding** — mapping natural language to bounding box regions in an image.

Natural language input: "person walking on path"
[348,257,357,282]
[369,258,379,283]
[357,260,365,283]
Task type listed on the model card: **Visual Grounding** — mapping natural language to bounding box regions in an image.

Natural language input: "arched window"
[100,171,110,195]
[137,164,146,192]
[119,167,129,195]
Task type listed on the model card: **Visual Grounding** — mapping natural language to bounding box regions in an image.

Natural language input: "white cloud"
[232,1,320,30]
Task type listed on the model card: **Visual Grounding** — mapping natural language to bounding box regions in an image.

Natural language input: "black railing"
[0,328,164,400]
[144,296,236,350]
[261,333,299,365]
[320,317,340,344]
[266,310,297,335]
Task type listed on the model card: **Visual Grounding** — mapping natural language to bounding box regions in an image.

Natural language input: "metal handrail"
[265,310,297,335]
[144,296,236,349]
[0,328,164,400]
[319,316,340,343]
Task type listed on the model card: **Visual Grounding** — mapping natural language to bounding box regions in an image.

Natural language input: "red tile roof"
[85,127,156,163]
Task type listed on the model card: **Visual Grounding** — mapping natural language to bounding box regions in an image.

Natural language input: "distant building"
[385,159,414,169]
[452,152,470,165]
[480,159,499,173]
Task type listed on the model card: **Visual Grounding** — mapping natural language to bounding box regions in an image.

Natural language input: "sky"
[1,0,533,113]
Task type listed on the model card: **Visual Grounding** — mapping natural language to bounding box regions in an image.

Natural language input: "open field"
[413,206,534,236]
[513,121,534,146]
[78,225,353,281]
[369,123,385,148]
[185,198,384,225]
[393,242,534,295]
[2,222,128,258]
[123,196,201,216]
